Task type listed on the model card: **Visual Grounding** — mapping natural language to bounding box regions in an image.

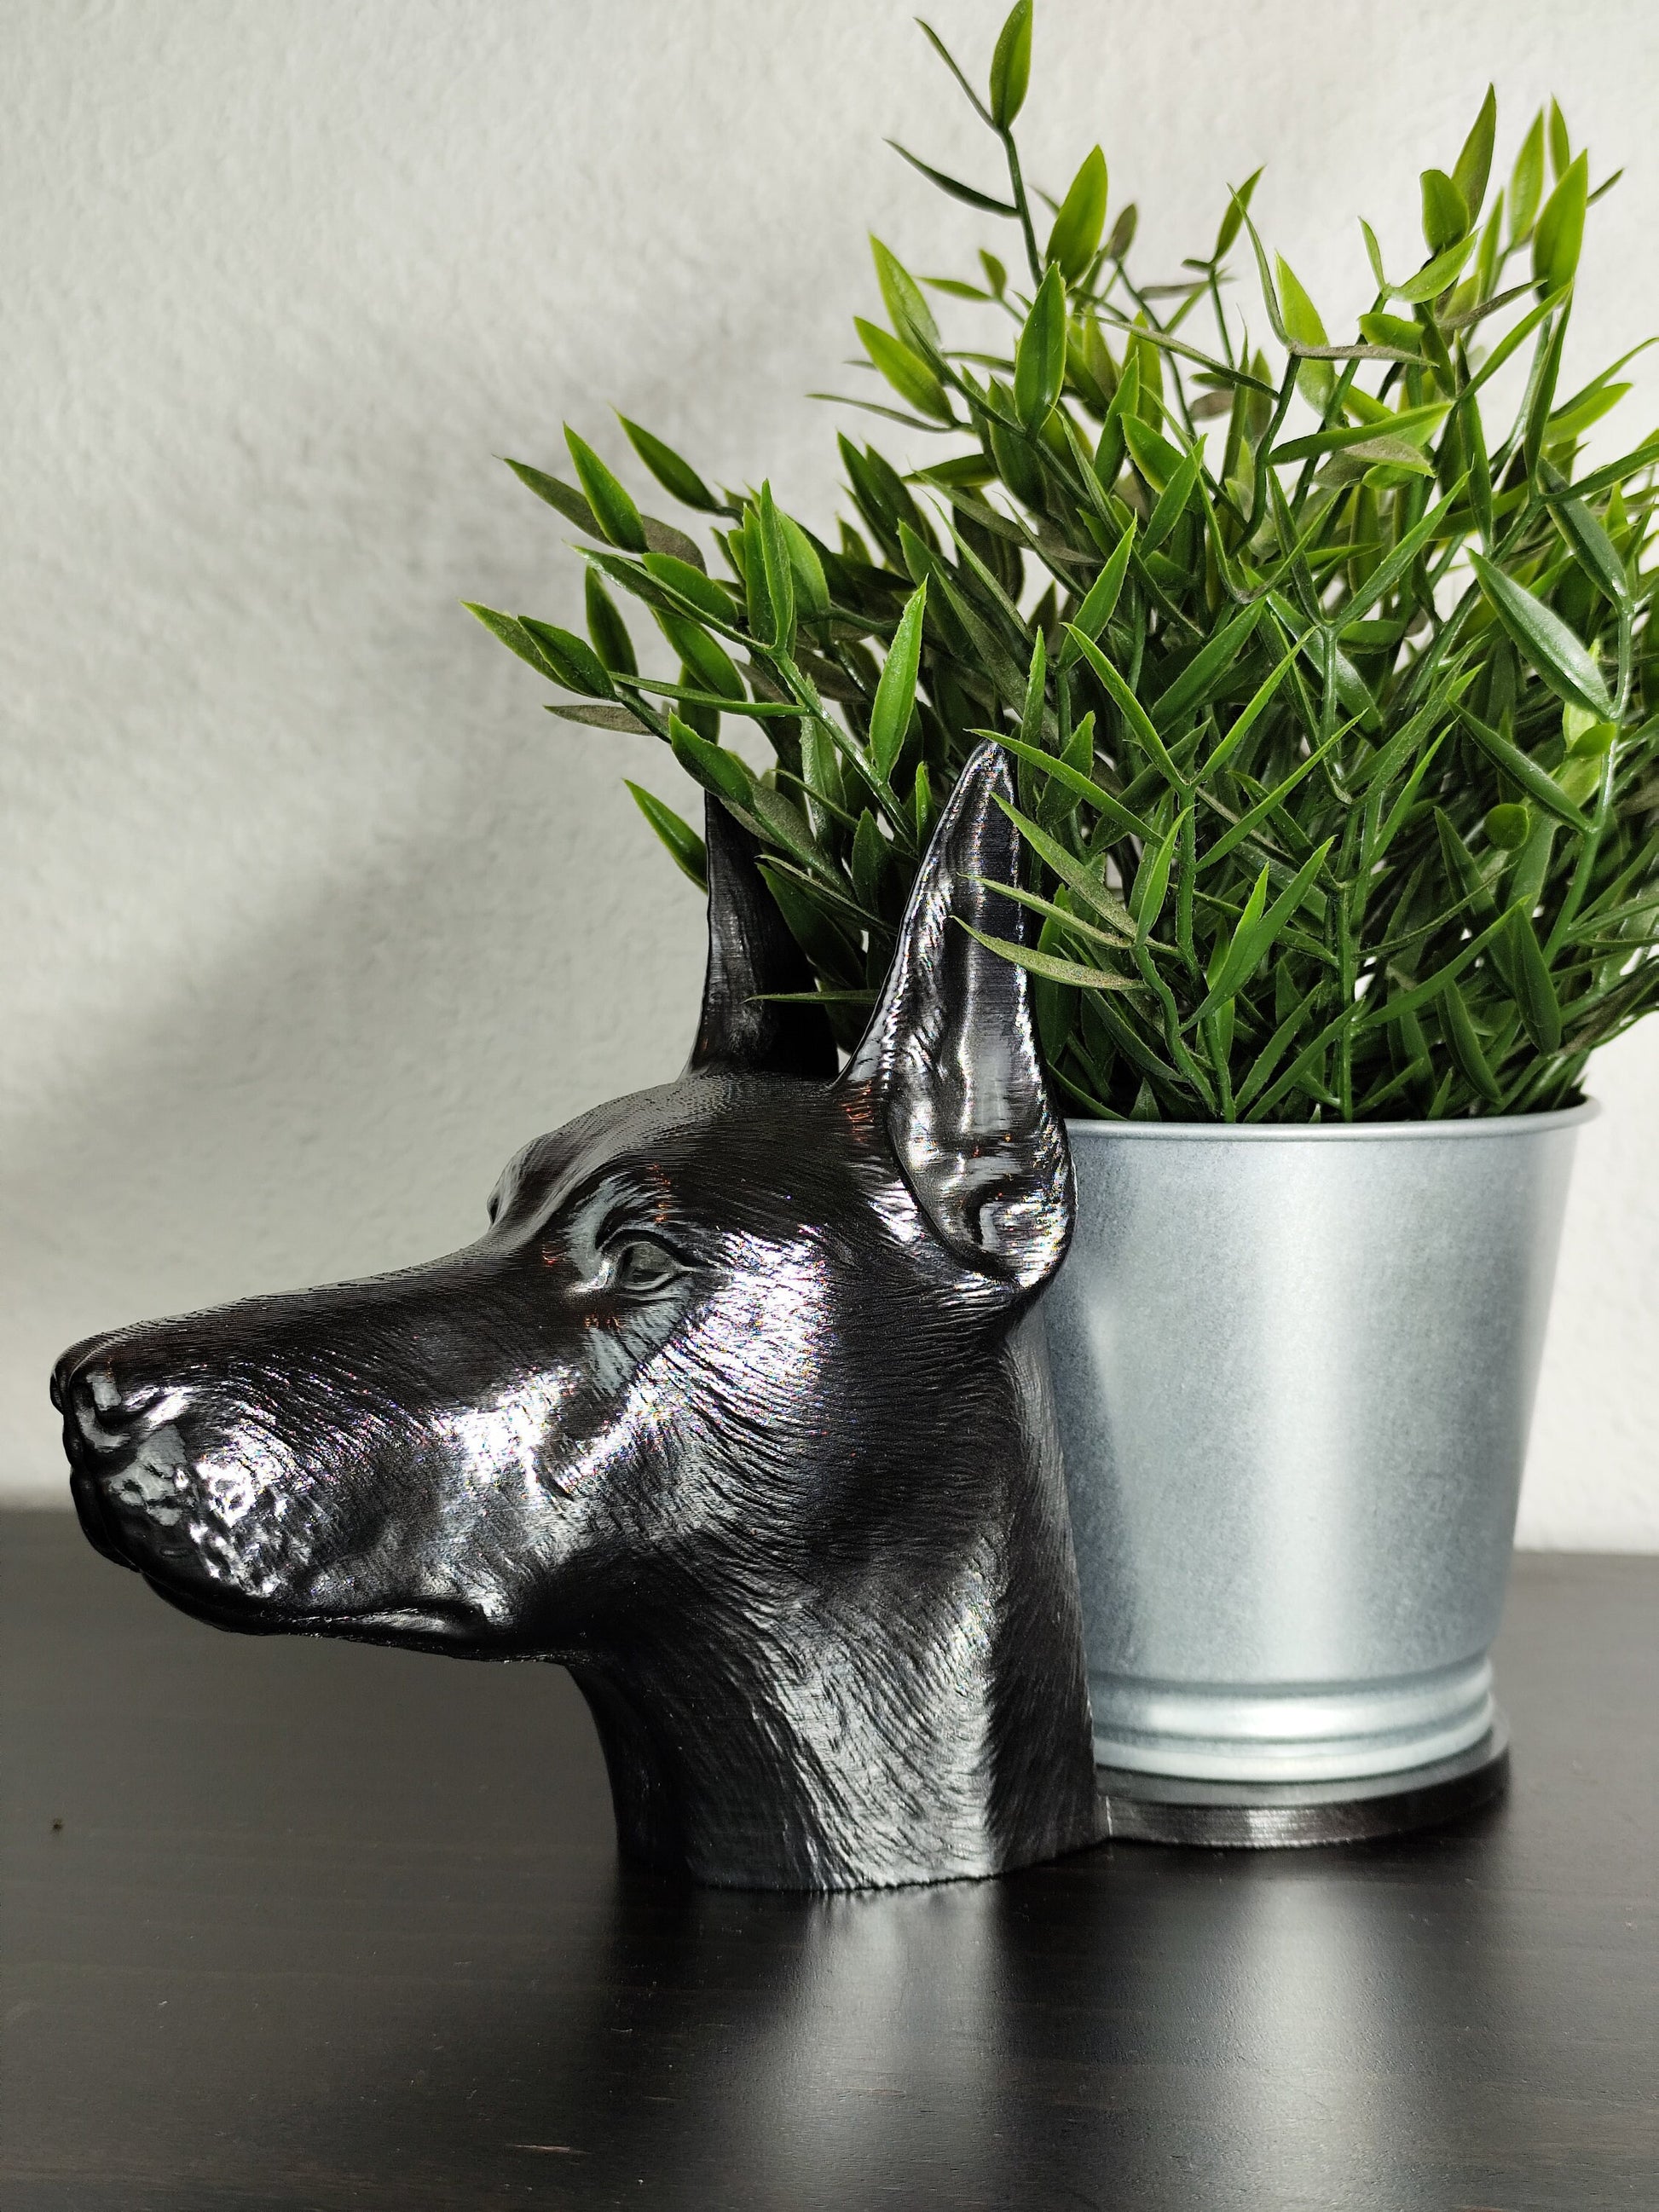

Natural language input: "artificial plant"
[471,1,1659,1122]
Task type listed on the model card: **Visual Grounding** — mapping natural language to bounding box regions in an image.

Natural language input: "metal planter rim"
[1063,1100,1598,1142]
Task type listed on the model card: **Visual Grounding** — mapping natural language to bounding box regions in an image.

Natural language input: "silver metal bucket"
[1045,1106,1592,1793]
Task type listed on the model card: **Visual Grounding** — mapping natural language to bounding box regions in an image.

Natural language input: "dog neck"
[567,1316,1100,1889]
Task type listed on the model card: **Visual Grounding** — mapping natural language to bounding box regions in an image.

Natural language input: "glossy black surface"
[51,748,1098,1890]
[4,1518,1654,2212]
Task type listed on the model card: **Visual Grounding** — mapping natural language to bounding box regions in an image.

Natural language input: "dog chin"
[69,1469,138,1572]
[141,1571,514,1655]
[140,1568,292,1637]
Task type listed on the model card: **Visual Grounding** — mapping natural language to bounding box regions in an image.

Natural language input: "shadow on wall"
[0,731,708,1493]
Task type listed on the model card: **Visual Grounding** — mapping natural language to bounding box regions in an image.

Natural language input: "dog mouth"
[135,1566,500,1652]
[71,1457,508,1651]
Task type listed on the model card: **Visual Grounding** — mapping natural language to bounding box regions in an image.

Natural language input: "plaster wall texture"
[4,0,1657,1545]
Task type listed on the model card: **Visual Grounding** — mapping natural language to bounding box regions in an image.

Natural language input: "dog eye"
[604,1236,683,1296]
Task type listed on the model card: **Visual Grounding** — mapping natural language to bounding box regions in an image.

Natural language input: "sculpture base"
[1094,1713,1510,1849]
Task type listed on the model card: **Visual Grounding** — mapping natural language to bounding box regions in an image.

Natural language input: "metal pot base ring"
[1092,1712,1510,1849]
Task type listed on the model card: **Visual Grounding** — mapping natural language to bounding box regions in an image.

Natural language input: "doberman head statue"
[54,742,1100,1890]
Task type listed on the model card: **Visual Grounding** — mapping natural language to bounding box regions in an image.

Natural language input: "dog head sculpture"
[55,742,1099,1889]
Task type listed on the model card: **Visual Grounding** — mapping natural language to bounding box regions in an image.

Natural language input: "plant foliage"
[471,5,1659,1121]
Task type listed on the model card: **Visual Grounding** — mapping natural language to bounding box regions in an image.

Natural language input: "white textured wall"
[4,0,1657,1545]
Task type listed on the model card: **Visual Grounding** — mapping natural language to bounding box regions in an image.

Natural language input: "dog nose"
[52,1342,172,1449]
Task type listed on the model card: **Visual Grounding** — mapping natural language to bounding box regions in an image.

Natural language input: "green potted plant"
[469,3,1656,1834]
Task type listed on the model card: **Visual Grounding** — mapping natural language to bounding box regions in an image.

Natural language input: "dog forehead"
[497,1071,879,1226]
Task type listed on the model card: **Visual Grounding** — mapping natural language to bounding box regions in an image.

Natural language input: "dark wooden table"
[3,1513,1654,2211]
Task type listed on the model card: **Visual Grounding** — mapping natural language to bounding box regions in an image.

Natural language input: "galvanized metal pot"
[1044,1106,1593,1822]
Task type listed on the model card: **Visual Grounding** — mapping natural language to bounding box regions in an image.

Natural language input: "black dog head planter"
[55,742,1099,1890]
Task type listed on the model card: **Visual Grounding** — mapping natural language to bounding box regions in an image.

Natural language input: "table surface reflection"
[3,1513,1654,2211]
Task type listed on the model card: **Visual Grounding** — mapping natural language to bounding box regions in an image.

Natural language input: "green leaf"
[913,760,933,842]
[1150,602,1263,732]
[1128,808,1184,942]
[517,615,616,698]
[1142,450,1199,554]
[1544,481,1633,614]
[1452,86,1497,223]
[1019,628,1047,751]
[1199,862,1268,1009]
[1390,235,1477,303]
[1440,979,1504,1103]
[1092,349,1139,488]
[1476,193,1504,299]
[1046,146,1108,281]
[1506,908,1564,1050]
[1337,478,1467,630]
[1194,840,1332,1022]
[1548,97,1571,181]
[1420,167,1470,256]
[1533,151,1588,294]
[1213,167,1262,263]
[504,459,600,535]
[626,781,707,890]
[464,602,563,682]
[668,714,753,806]
[1198,720,1350,871]
[1014,264,1068,430]
[1275,254,1333,407]
[1466,551,1613,719]
[1357,312,1423,354]
[1361,218,1388,292]
[869,581,927,782]
[779,513,830,621]
[988,0,1032,128]
[639,514,705,568]
[1197,643,1298,778]
[564,429,647,552]
[1058,522,1135,667]
[995,794,1137,930]
[870,235,939,356]
[616,418,721,512]
[854,316,954,421]
[1065,627,1188,790]
[980,875,1134,953]
[546,701,652,733]
[851,809,889,913]
[885,141,1018,217]
[1273,401,1448,463]
[1569,430,1659,501]
[989,731,1153,841]
[1121,412,1184,494]
[1485,803,1530,852]
[1548,382,1632,443]
[641,552,736,625]
[1103,202,1137,261]
[757,483,797,655]
[1509,113,1546,242]
[585,570,637,675]
[1234,978,1326,1112]
[656,610,745,702]
[961,927,1141,991]
[1454,702,1593,834]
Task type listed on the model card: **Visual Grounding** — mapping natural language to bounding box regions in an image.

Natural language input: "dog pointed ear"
[687,797,839,1079]
[839,742,1073,1295]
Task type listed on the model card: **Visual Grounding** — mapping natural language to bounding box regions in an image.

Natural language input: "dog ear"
[688,797,839,1080]
[840,741,1073,1295]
